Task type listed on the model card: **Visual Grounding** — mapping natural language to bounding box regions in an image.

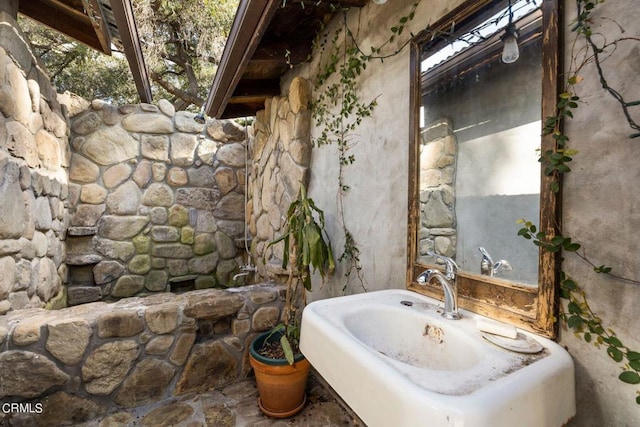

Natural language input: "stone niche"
[0,284,285,426]
[66,100,249,303]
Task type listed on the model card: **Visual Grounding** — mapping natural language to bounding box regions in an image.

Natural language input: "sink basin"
[344,302,483,371]
[300,289,575,427]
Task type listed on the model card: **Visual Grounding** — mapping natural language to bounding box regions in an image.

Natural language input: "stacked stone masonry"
[248,77,313,279]
[418,118,457,262]
[0,25,70,315]
[66,100,249,304]
[0,284,286,426]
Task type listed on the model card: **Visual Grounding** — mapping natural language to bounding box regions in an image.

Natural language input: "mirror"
[407,0,561,337]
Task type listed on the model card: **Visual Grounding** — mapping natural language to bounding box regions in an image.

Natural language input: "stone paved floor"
[79,372,364,427]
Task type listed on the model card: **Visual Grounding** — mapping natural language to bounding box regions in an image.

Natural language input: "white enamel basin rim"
[343,301,484,371]
[300,289,576,427]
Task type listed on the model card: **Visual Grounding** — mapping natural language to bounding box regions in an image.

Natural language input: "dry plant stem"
[283,275,306,327]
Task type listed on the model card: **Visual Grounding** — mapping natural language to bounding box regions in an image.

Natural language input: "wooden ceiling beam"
[332,0,368,7]
[220,102,269,120]
[252,43,309,65]
[204,0,281,119]
[206,0,369,118]
[109,0,152,103]
[19,0,107,53]
[232,79,281,98]
[82,0,112,54]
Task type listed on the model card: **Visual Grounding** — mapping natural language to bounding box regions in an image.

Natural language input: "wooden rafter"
[109,0,152,103]
[19,0,110,54]
[205,0,370,119]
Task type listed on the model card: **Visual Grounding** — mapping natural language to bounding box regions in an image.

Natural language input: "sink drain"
[400,300,414,307]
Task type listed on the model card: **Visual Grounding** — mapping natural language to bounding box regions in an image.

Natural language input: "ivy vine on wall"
[310,1,419,292]
[300,0,639,405]
[521,0,640,405]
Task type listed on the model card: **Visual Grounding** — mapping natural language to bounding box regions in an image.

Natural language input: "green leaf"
[594,265,612,274]
[619,371,640,384]
[564,242,581,252]
[280,335,295,365]
[562,278,577,291]
[567,315,583,329]
[584,332,592,343]
[608,346,624,362]
[627,351,640,361]
[568,301,582,315]
[608,336,623,348]
[629,360,640,371]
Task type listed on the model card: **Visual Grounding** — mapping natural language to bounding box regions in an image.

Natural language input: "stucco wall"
[559,2,640,425]
[282,0,466,293]
[279,0,640,424]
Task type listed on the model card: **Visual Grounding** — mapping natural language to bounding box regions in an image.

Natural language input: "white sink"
[300,289,575,427]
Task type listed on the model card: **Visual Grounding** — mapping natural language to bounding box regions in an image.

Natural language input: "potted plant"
[249,185,335,418]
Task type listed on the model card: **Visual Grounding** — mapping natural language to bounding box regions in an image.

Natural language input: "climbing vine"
[525,0,640,405]
[311,2,419,292]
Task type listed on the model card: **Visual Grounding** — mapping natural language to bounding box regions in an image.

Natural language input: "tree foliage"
[19,0,238,110]
[19,17,139,106]
[133,0,238,110]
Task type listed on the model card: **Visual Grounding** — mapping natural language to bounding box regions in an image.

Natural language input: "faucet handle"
[416,268,436,284]
[426,251,458,279]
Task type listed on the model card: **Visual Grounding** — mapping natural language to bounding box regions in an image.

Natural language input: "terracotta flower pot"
[249,330,311,418]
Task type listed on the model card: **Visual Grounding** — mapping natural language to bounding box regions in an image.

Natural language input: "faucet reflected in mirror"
[478,247,513,278]
[417,252,461,320]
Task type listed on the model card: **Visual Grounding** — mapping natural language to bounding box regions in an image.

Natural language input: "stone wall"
[0,7,70,314]
[0,283,285,425]
[66,101,249,304]
[418,118,457,263]
[248,77,312,280]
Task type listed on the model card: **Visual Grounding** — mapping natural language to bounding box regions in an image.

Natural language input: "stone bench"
[0,283,285,426]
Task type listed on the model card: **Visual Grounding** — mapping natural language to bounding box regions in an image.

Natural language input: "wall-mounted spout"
[233,264,257,281]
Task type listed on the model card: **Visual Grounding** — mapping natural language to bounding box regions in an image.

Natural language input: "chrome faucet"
[478,247,512,277]
[417,252,461,320]
[233,263,257,281]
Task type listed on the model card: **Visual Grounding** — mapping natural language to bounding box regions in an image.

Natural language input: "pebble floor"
[78,372,364,427]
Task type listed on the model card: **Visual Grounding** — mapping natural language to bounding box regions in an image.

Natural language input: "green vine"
[311,2,419,292]
[525,0,640,405]
[517,220,640,405]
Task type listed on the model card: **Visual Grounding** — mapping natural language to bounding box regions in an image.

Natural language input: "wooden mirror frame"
[407,0,561,338]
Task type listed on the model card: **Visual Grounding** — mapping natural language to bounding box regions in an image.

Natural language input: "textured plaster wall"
[558,2,640,426]
[281,0,465,298]
[278,0,639,424]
